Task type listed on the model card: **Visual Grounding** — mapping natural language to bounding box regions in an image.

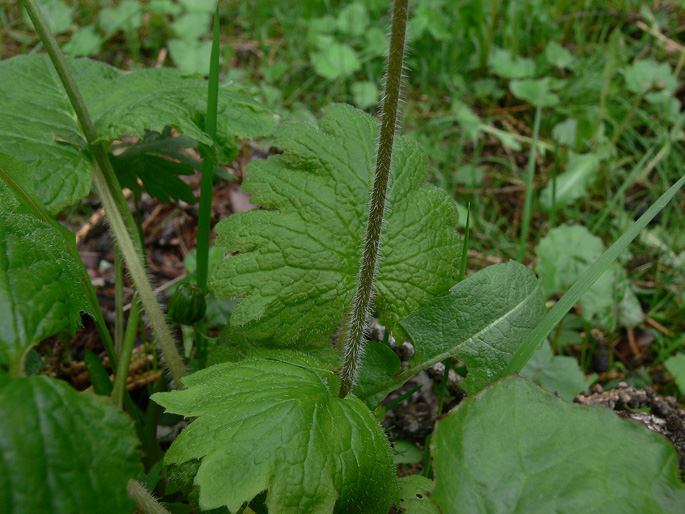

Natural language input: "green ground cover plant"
[1,1,685,513]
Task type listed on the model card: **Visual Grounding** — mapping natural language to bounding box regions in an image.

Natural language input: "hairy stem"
[92,167,187,384]
[127,479,172,514]
[338,0,409,398]
[114,247,124,356]
[22,0,186,385]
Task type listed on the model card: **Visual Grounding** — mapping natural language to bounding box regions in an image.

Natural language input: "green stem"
[338,0,409,399]
[92,167,186,385]
[82,278,118,367]
[126,479,172,514]
[114,247,124,356]
[22,0,186,386]
[10,351,28,379]
[518,103,542,263]
[196,5,221,295]
[112,299,141,409]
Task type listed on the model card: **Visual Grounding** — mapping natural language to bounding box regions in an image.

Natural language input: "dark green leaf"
[111,151,196,205]
[431,376,685,513]
[355,262,546,405]
[0,55,273,213]
[0,376,142,513]
[0,155,90,374]
[400,261,545,395]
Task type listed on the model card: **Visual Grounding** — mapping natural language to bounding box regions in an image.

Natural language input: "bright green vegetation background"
[1,0,684,395]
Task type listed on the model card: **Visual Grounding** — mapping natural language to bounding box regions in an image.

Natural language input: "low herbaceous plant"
[1,1,685,513]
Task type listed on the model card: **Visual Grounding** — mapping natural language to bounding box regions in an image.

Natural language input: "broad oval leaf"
[0,376,142,513]
[488,48,536,79]
[210,103,461,344]
[509,78,560,107]
[311,43,361,80]
[431,376,685,513]
[0,54,273,213]
[354,262,546,407]
[400,261,546,395]
[0,156,89,373]
[152,352,396,514]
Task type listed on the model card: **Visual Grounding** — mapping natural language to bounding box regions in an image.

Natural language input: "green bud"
[167,283,206,325]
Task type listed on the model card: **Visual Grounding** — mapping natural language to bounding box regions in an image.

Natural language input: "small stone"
[397,341,415,361]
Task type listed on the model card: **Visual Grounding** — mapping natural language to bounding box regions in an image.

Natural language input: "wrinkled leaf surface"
[211,104,460,344]
[0,54,272,213]
[152,352,396,514]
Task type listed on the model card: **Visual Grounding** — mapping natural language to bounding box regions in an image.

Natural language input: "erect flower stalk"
[338,0,409,398]
[22,0,186,386]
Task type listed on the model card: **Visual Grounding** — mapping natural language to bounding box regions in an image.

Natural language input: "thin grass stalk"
[505,173,685,374]
[338,0,409,398]
[196,5,221,295]
[518,103,542,262]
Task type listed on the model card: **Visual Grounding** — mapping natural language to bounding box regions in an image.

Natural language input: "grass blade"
[518,104,542,262]
[505,173,685,375]
[196,5,221,294]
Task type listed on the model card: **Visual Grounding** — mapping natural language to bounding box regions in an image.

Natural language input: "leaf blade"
[0,54,273,213]
[152,352,396,514]
[431,377,685,513]
[210,103,461,344]
[0,155,90,373]
[0,376,142,514]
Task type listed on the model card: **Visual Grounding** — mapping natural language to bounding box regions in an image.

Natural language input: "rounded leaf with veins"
[152,352,396,514]
[211,103,460,344]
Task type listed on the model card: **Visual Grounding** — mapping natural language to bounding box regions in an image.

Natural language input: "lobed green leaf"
[211,103,461,345]
[152,351,396,514]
